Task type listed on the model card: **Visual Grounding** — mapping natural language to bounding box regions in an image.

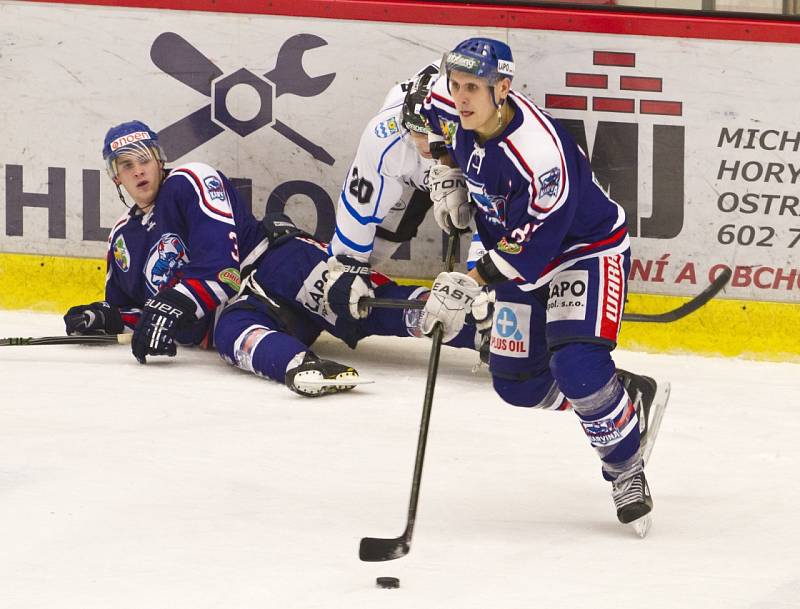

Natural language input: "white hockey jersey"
[327,65,438,263]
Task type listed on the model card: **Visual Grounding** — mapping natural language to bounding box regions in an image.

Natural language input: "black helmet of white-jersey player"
[401,64,440,134]
[102,120,167,208]
[443,37,514,108]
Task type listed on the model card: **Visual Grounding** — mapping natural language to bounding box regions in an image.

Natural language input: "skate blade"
[295,377,374,387]
[642,382,671,465]
[630,514,652,538]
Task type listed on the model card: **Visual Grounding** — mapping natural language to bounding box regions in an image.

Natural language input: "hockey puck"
[376,576,400,589]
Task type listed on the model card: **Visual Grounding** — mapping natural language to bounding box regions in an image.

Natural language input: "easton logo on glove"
[429,177,466,193]
[432,283,476,307]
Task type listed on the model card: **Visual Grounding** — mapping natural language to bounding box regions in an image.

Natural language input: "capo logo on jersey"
[144,233,190,293]
[546,269,588,321]
[151,32,336,166]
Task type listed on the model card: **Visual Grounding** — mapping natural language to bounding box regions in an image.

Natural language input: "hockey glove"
[468,289,495,365]
[429,163,471,232]
[64,301,124,335]
[324,255,374,321]
[421,271,483,343]
[131,288,196,364]
[469,289,495,333]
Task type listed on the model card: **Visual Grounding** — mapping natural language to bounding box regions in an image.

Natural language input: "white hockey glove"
[468,289,495,366]
[324,255,374,321]
[429,163,472,232]
[421,271,483,343]
[469,289,495,334]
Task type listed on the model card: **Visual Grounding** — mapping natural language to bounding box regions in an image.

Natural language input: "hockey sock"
[570,373,642,481]
[230,325,308,384]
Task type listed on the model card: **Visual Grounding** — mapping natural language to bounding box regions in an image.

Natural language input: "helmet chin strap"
[115,183,131,209]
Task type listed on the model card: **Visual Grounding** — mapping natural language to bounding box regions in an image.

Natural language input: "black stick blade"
[359,536,410,562]
[0,335,122,347]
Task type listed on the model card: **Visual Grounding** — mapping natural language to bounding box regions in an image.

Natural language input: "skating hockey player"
[420,38,669,536]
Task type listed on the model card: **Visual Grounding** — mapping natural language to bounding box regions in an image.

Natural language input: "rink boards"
[0,0,798,359]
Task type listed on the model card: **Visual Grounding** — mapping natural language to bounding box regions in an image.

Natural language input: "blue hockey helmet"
[444,38,515,85]
[102,120,166,179]
[444,38,514,109]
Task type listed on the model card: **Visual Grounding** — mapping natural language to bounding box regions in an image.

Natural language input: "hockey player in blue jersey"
[420,38,669,536]
[64,120,264,362]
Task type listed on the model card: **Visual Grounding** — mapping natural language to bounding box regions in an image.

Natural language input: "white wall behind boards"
[1,1,798,302]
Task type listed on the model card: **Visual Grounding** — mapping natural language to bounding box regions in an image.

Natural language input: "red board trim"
[17,0,800,44]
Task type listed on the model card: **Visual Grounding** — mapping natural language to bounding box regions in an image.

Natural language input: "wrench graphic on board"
[151,32,336,165]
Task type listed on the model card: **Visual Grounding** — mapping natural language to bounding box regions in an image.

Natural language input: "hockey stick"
[0,334,133,347]
[621,267,732,322]
[359,228,462,562]
[361,267,733,324]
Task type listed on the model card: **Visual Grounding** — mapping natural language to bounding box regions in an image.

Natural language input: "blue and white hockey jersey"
[105,162,264,343]
[328,65,438,263]
[423,78,630,290]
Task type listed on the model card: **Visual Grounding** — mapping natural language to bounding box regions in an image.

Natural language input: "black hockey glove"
[64,301,124,335]
[324,255,374,321]
[131,288,196,364]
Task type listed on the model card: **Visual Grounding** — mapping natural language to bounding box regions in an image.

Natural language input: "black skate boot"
[617,369,670,464]
[612,466,653,538]
[285,352,360,397]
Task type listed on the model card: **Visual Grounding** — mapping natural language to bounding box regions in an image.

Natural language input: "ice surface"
[1,310,798,609]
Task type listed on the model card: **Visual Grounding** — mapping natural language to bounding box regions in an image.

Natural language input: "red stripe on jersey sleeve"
[184,278,219,312]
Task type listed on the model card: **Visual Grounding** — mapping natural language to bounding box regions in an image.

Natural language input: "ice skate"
[612,467,653,538]
[285,352,360,397]
[617,369,670,464]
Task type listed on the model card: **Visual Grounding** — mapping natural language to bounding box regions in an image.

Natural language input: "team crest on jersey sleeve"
[113,234,130,272]
[144,233,190,293]
[375,116,400,138]
[537,167,562,203]
[440,119,459,147]
[203,175,226,201]
[170,163,235,226]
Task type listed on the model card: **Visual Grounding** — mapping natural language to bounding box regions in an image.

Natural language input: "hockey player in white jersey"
[323,64,443,321]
